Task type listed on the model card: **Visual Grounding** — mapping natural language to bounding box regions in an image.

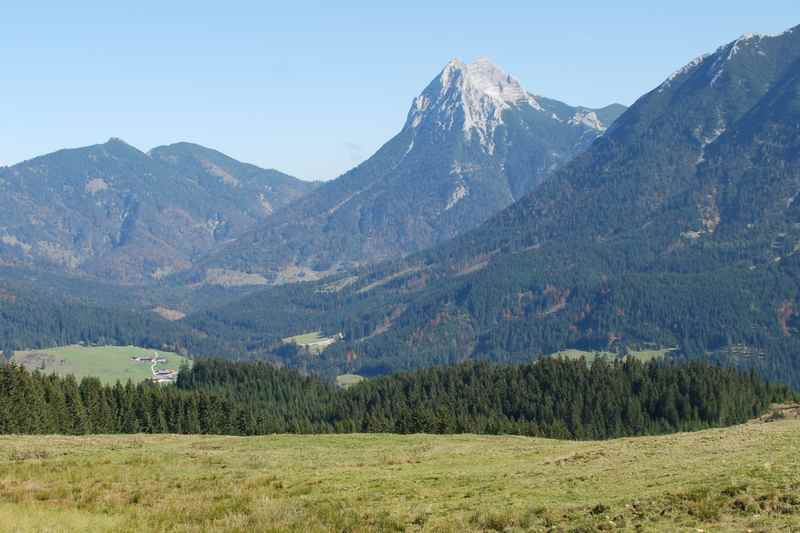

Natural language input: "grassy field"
[12,345,191,384]
[282,331,329,345]
[627,347,677,362]
[335,373,366,389]
[551,347,676,363]
[550,348,617,362]
[282,331,340,354]
[0,409,798,532]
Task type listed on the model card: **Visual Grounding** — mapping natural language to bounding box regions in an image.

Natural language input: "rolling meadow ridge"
[0,407,798,532]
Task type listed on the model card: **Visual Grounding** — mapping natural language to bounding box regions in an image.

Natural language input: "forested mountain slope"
[0,272,233,358]
[182,25,800,388]
[0,139,315,283]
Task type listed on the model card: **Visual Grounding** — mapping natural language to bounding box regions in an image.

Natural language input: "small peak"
[439,58,467,79]
[785,24,800,36]
[731,24,797,43]
[437,58,469,91]
[99,137,146,157]
[444,57,465,69]
[713,30,771,72]
[159,141,206,152]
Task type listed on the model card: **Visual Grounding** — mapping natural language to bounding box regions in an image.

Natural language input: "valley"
[3,10,800,532]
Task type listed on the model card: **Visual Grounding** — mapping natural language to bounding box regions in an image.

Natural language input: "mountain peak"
[149,141,218,157]
[437,57,531,106]
[100,137,147,156]
[658,25,800,94]
[463,57,531,105]
[406,57,543,152]
[105,137,131,147]
[443,57,465,68]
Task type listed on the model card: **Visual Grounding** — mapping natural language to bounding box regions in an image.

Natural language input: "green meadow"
[335,373,366,389]
[12,345,191,384]
[282,331,329,345]
[0,408,798,532]
[551,347,676,363]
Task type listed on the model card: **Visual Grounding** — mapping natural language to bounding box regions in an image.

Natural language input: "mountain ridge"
[184,58,626,286]
[0,139,317,282]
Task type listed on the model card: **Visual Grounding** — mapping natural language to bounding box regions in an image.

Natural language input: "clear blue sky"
[2,1,798,180]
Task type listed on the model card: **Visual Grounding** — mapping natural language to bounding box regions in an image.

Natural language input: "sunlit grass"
[282,331,328,345]
[550,347,676,363]
[335,374,365,388]
[0,416,798,531]
[12,345,191,384]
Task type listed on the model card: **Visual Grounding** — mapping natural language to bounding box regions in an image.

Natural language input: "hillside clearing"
[356,267,422,294]
[335,373,365,388]
[628,346,677,361]
[12,345,191,385]
[550,347,676,363]
[282,331,328,345]
[0,414,798,531]
[550,348,617,362]
[282,331,341,354]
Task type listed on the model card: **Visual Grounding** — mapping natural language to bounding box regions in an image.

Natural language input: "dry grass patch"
[0,415,798,531]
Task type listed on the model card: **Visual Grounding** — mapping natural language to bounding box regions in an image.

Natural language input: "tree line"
[0,357,791,439]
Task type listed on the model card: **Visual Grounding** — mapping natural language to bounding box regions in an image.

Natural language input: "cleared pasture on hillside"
[282,331,329,345]
[551,347,676,363]
[335,373,365,389]
[12,345,190,384]
[282,331,341,354]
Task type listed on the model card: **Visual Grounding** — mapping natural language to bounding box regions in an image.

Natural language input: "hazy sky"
[2,2,798,180]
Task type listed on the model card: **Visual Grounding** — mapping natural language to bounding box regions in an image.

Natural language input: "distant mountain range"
[0,140,316,282]
[181,24,800,388]
[0,60,623,288]
[185,58,625,286]
[8,26,800,391]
